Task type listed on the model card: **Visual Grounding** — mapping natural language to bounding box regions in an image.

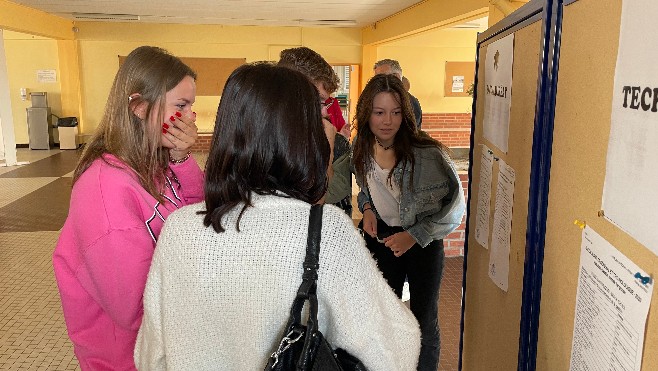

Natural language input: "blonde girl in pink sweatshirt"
[53,46,204,370]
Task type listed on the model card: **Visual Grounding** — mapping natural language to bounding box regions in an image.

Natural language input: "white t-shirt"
[366,159,401,226]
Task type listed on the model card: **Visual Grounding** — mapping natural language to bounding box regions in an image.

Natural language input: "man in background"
[374,59,423,129]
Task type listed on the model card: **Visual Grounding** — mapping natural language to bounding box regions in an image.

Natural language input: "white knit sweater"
[135,194,420,370]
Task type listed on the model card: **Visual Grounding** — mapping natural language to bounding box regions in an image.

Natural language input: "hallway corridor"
[0,149,79,370]
[0,149,464,370]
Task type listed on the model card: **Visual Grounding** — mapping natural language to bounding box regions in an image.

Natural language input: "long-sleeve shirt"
[135,195,421,370]
[53,154,204,371]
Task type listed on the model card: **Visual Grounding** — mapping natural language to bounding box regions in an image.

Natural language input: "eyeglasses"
[320,98,334,109]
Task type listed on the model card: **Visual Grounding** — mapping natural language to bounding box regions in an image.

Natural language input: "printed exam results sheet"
[570,226,653,371]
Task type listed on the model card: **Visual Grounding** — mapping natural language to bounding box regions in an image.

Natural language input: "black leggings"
[359,219,445,371]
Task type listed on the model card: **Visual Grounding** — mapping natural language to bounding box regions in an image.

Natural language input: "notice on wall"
[602,0,658,255]
[452,75,464,93]
[36,69,57,83]
[569,226,653,371]
[483,33,514,153]
[475,145,494,249]
[488,159,515,292]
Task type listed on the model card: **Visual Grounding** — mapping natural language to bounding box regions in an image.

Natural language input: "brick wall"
[190,133,213,153]
[421,113,472,148]
[194,112,472,151]
[422,112,471,257]
[444,172,469,257]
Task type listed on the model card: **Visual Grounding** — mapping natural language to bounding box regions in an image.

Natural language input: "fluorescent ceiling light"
[70,13,140,21]
[296,19,357,26]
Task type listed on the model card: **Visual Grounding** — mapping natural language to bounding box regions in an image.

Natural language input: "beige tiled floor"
[0,149,63,174]
[0,231,79,370]
[0,148,464,370]
[0,178,59,208]
[0,149,80,370]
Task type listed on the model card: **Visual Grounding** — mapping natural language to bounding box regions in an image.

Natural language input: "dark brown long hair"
[73,46,196,201]
[201,62,330,233]
[352,74,448,188]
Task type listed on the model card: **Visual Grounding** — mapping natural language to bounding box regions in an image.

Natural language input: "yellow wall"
[0,0,72,145]
[0,0,73,39]
[359,0,487,115]
[71,22,362,134]
[3,31,62,144]
[2,21,363,140]
[1,0,490,138]
[56,40,82,119]
[362,0,489,45]
[375,28,479,113]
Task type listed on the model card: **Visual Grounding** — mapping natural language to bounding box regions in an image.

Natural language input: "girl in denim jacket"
[352,73,465,371]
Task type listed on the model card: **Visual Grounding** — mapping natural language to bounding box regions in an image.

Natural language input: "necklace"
[375,136,394,150]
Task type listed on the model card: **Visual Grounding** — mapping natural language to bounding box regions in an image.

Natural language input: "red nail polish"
[175,112,182,117]
[162,123,169,129]
[162,129,168,134]
[169,116,175,121]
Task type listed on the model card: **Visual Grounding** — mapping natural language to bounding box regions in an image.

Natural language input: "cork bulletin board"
[462,0,658,369]
[536,0,658,369]
[461,19,541,370]
[119,56,245,96]
[444,61,476,97]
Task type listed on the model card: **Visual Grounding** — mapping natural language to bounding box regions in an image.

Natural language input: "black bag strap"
[267,204,333,370]
[297,204,324,369]
[299,204,323,293]
[268,204,359,371]
[282,204,323,332]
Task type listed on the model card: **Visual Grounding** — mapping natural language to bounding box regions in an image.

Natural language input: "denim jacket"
[355,146,465,248]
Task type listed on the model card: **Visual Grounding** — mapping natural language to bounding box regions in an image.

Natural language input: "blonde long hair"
[73,46,196,200]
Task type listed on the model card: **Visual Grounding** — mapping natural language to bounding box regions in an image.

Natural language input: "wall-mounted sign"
[602,0,658,255]
[483,33,515,153]
[36,70,57,83]
[452,76,465,92]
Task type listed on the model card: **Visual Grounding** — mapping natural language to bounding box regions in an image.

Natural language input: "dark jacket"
[408,93,423,128]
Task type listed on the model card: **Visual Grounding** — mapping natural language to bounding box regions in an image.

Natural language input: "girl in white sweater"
[135,62,421,370]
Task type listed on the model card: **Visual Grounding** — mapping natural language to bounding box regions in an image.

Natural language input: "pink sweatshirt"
[53,154,204,370]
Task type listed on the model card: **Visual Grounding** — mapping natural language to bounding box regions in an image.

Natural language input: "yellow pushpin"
[574,219,586,229]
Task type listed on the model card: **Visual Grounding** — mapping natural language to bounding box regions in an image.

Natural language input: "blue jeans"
[360,219,445,371]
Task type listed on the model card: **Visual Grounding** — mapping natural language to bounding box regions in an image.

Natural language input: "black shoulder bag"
[264,204,367,371]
